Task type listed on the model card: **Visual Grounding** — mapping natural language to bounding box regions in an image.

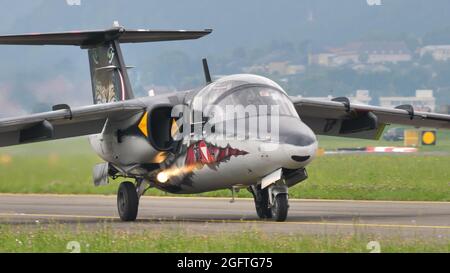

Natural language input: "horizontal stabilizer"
[0,27,212,47]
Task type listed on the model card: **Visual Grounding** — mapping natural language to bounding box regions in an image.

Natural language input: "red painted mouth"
[185,140,248,167]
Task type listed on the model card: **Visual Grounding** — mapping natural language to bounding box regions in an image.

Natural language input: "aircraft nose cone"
[278,117,316,147]
[273,117,317,169]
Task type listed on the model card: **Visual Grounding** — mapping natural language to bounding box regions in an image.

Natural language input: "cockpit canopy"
[190,74,298,120]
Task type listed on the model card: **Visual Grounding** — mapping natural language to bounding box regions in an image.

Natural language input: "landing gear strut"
[249,182,289,222]
[249,185,272,219]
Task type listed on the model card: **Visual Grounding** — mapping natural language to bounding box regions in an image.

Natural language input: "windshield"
[212,85,298,118]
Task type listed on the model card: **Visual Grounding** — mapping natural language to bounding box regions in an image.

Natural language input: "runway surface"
[0,194,449,238]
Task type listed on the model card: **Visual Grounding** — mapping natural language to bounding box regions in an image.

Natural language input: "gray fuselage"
[88,74,318,193]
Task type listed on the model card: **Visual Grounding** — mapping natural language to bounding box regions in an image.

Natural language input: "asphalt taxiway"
[0,194,449,238]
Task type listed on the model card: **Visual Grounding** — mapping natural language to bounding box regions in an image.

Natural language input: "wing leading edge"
[0,100,144,147]
[292,97,450,140]
[0,27,212,47]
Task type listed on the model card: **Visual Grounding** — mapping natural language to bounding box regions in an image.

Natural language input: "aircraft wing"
[0,100,144,147]
[291,97,450,139]
[0,28,212,46]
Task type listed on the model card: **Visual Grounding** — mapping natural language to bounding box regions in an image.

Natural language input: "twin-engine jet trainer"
[0,26,449,222]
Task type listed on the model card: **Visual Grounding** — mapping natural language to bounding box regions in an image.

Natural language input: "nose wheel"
[271,192,289,222]
[117,181,139,221]
[249,183,289,222]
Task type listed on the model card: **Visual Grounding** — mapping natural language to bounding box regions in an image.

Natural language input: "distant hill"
[1,0,450,116]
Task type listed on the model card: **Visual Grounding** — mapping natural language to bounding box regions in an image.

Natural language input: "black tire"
[117,181,139,221]
[271,194,289,222]
[252,187,272,219]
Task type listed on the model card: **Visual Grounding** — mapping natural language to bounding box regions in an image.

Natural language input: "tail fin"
[88,41,132,103]
[0,26,212,104]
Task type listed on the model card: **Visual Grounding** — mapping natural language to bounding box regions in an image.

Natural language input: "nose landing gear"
[249,182,289,222]
[270,190,289,222]
[249,185,272,219]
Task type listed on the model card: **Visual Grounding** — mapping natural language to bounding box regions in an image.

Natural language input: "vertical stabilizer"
[88,41,133,104]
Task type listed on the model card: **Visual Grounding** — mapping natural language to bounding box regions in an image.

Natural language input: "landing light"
[157,172,168,183]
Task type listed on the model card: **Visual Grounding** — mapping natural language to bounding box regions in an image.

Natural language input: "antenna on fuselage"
[202,58,212,84]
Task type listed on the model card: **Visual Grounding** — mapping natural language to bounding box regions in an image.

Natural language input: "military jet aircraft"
[0,26,449,222]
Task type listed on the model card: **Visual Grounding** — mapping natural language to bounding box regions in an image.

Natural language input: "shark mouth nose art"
[185,140,248,167]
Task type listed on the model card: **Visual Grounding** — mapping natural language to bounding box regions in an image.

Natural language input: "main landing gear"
[249,182,289,222]
[117,179,149,221]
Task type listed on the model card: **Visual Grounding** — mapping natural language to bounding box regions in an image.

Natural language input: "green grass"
[0,133,449,201]
[0,224,448,253]
[298,154,450,201]
[317,126,450,152]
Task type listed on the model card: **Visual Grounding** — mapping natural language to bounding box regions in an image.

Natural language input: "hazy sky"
[0,0,449,116]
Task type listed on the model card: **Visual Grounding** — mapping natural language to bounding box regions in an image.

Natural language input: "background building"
[308,42,412,67]
[296,90,372,105]
[420,45,450,61]
[379,90,436,112]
